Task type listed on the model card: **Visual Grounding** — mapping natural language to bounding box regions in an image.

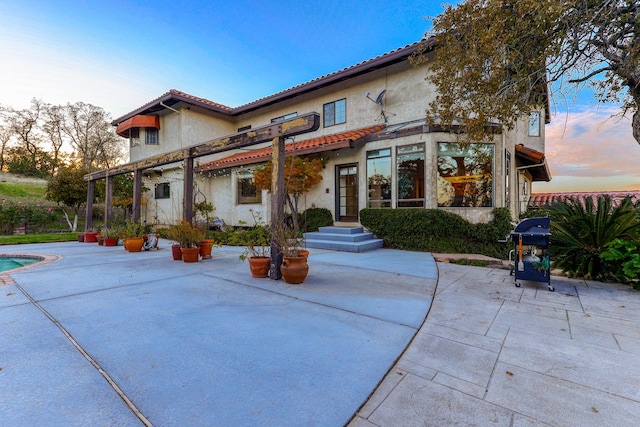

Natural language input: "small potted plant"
[166,219,205,263]
[122,219,144,252]
[101,227,119,246]
[194,200,215,259]
[84,228,99,243]
[239,225,271,278]
[271,220,308,284]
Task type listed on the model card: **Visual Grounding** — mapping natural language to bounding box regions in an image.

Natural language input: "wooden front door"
[336,164,358,222]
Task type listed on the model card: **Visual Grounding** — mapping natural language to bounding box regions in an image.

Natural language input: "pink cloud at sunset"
[535,106,640,193]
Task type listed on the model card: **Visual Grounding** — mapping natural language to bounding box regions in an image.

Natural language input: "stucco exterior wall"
[123,49,544,228]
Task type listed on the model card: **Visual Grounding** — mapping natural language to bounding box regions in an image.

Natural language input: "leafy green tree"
[253,156,324,231]
[5,146,56,178]
[547,195,640,280]
[46,165,90,231]
[415,0,640,144]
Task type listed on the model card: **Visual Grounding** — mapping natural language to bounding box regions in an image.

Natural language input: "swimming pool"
[0,255,43,272]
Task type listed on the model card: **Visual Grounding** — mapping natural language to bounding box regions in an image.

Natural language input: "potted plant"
[101,227,119,246]
[271,221,308,284]
[239,224,271,278]
[166,219,205,263]
[194,200,215,259]
[122,219,144,252]
[84,228,99,243]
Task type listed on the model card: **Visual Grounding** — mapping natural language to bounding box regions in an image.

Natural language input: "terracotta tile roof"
[529,191,640,207]
[198,125,385,171]
[235,42,423,113]
[113,41,427,124]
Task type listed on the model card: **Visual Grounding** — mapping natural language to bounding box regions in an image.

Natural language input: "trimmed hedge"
[360,207,512,259]
[300,207,333,232]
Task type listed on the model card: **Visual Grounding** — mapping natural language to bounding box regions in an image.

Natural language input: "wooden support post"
[133,170,142,222]
[85,180,95,232]
[269,136,285,280]
[104,175,113,227]
[184,155,194,223]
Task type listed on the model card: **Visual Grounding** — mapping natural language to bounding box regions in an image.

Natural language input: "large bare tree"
[0,99,43,164]
[41,103,67,172]
[61,102,126,171]
[414,0,640,144]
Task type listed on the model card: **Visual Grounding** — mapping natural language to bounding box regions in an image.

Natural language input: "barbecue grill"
[508,217,553,292]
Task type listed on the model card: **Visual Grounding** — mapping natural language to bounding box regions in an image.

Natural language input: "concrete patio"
[1,241,640,426]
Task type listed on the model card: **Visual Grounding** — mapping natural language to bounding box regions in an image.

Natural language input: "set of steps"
[303,226,383,253]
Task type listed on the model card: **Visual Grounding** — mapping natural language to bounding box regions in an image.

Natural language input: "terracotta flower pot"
[171,244,182,260]
[126,237,144,252]
[84,231,98,243]
[199,239,215,259]
[97,234,104,246]
[181,247,200,263]
[77,233,85,242]
[104,237,118,246]
[248,256,270,278]
[281,256,309,284]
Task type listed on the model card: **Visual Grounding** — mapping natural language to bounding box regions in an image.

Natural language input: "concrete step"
[304,226,383,253]
[318,226,364,234]
[303,238,383,253]
[303,230,375,243]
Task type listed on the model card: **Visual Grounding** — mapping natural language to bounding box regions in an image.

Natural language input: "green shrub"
[0,202,60,235]
[547,195,640,281]
[601,238,640,288]
[210,227,271,247]
[300,207,333,232]
[359,207,512,258]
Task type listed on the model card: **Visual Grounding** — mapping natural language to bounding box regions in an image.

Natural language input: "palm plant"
[548,195,640,281]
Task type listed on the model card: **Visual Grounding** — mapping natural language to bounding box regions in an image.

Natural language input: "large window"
[237,172,262,204]
[323,99,346,127]
[155,182,170,199]
[437,143,493,207]
[367,149,391,208]
[397,144,425,207]
[145,127,158,145]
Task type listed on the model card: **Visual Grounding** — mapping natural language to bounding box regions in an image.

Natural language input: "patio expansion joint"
[12,280,153,427]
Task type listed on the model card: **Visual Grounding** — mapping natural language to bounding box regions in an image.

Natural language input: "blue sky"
[1,0,638,192]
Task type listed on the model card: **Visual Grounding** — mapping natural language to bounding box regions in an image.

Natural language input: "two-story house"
[95,40,550,229]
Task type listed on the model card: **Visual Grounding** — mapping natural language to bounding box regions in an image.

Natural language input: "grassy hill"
[0,172,48,202]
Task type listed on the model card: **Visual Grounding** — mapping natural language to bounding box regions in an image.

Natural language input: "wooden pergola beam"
[84,113,320,182]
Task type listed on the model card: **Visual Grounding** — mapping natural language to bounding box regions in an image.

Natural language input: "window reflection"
[437,143,493,207]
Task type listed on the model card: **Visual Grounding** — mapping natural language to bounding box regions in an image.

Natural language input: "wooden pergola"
[84,113,320,279]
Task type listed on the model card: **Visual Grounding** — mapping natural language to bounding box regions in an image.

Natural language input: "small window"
[155,182,170,199]
[528,112,540,137]
[323,99,346,127]
[271,113,297,123]
[237,172,262,204]
[129,128,140,147]
[145,127,159,145]
[237,125,252,132]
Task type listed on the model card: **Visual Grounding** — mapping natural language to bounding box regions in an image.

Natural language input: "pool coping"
[0,253,61,285]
